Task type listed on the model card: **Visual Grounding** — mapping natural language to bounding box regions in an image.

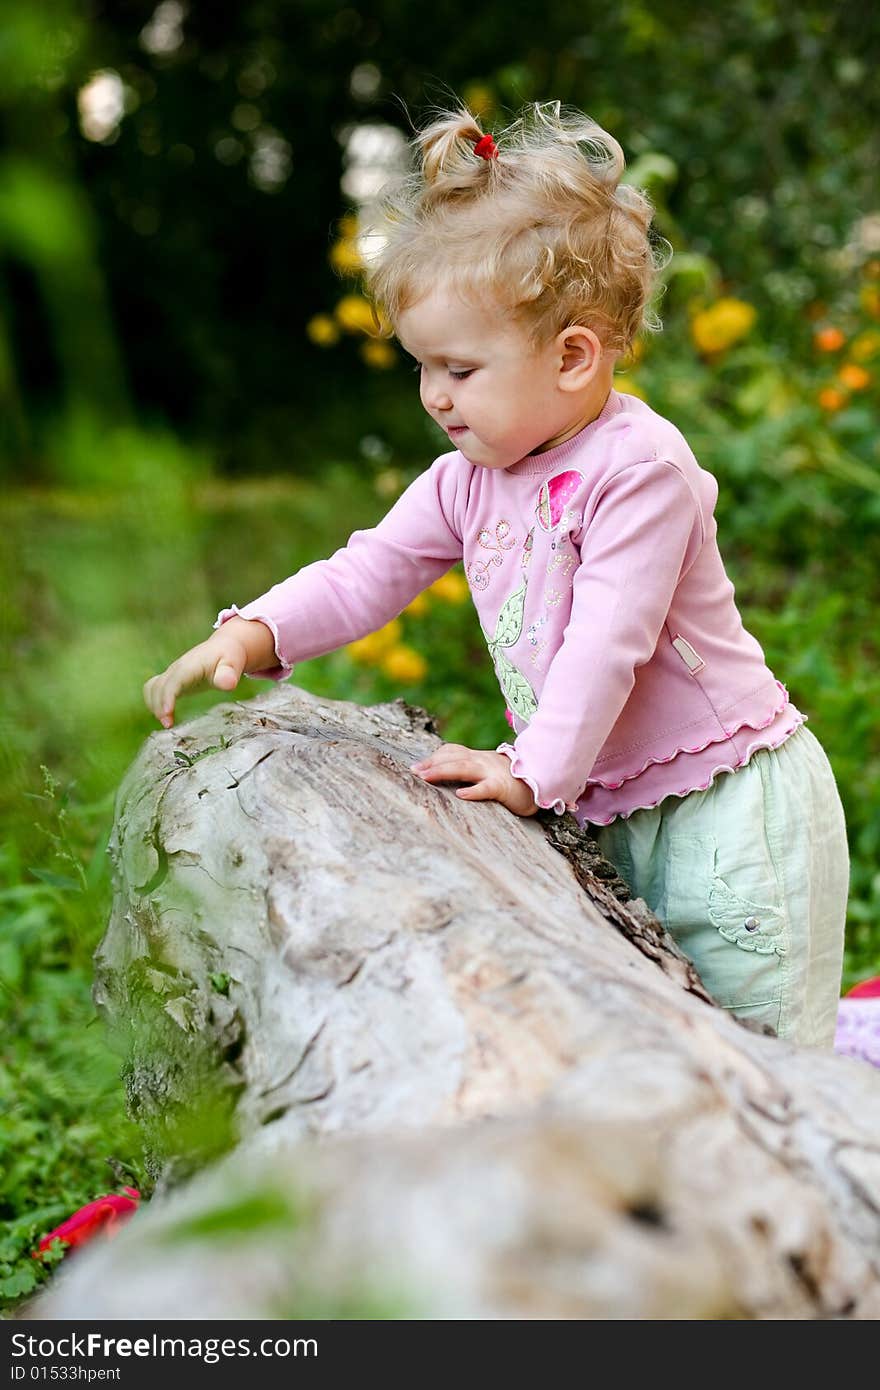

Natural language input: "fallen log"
[27,685,880,1318]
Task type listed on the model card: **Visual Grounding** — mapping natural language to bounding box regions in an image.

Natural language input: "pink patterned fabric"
[216,388,806,825]
[834,997,880,1068]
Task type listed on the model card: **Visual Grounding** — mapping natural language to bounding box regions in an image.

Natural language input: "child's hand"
[143,630,250,730]
[409,745,539,817]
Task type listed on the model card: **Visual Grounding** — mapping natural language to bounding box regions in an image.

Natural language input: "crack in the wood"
[338,959,365,985]
[828,1141,880,1222]
[258,1019,327,1097]
[722,1107,880,1309]
[224,748,276,789]
[188,861,254,895]
[299,1080,336,1105]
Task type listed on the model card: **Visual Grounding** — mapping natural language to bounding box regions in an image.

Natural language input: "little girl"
[144,101,850,1050]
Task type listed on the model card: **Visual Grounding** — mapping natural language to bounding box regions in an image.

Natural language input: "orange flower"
[837,363,871,391]
[817,387,848,412]
[813,326,845,352]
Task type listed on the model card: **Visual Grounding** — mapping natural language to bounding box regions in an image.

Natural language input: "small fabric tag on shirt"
[671,633,706,673]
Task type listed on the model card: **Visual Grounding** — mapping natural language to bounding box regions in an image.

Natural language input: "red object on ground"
[845,977,880,999]
[32,1187,140,1259]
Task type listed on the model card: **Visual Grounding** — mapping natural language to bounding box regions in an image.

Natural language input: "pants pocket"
[663,831,787,1031]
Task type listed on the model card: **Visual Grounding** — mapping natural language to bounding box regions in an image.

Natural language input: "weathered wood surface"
[28,685,880,1319]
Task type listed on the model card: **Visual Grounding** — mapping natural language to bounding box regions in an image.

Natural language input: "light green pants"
[593,724,850,1048]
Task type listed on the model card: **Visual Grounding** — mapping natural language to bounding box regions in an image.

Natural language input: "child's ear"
[556,326,603,390]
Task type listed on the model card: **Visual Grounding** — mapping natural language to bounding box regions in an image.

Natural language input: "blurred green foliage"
[0,0,877,472]
[1,0,879,1318]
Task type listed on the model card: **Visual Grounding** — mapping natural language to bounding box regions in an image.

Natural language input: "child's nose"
[422,379,453,412]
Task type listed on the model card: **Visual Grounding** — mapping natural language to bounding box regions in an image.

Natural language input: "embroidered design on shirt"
[546,549,575,580]
[467,519,516,591]
[520,525,534,574]
[481,576,538,721]
[526,612,548,670]
[535,470,584,532]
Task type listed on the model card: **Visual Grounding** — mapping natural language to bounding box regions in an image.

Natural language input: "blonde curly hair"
[361,100,672,357]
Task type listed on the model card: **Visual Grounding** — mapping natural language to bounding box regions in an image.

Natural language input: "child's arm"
[143,452,467,726]
[497,458,704,813]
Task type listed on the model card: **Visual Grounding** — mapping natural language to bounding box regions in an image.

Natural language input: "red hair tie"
[473,133,499,160]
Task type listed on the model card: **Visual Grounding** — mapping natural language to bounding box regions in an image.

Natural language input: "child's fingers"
[454,780,498,802]
[212,660,240,691]
[155,677,176,727]
[409,744,474,775]
[143,674,170,727]
[411,754,496,790]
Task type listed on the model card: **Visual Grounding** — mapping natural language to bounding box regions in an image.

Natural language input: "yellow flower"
[618,338,646,370]
[850,330,880,362]
[859,284,880,320]
[335,294,378,334]
[305,313,340,347]
[360,339,397,369]
[462,83,494,119]
[329,239,363,274]
[613,374,647,400]
[347,619,402,664]
[381,644,427,684]
[403,593,429,617]
[837,363,871,391]
[690,297,757,355]
[337,213,359,239]
[374,468,404,498]
[428,571,469,604]
[817,386,848,412]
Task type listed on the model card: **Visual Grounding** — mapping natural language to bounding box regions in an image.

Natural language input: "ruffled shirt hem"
[498,680,807,826]
[575,701,807,826]
[213,604,293,681]
[582,677,793,792]
[495,745,578,816]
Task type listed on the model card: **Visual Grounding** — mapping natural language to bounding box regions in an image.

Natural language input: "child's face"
[395,285,593,470]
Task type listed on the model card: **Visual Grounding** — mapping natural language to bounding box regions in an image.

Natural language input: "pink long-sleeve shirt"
[214,388,805,826]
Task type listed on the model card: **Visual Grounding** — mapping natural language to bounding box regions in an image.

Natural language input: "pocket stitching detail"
[707,876,786,956]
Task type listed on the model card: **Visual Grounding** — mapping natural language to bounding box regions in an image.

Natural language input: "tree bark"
[28,685,880,1319]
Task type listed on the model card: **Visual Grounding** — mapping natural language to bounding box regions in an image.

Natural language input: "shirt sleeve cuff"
[213,605,293,682]
[496,743,578,816]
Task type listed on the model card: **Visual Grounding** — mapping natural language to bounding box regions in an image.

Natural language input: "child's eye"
[449,369,474,380]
